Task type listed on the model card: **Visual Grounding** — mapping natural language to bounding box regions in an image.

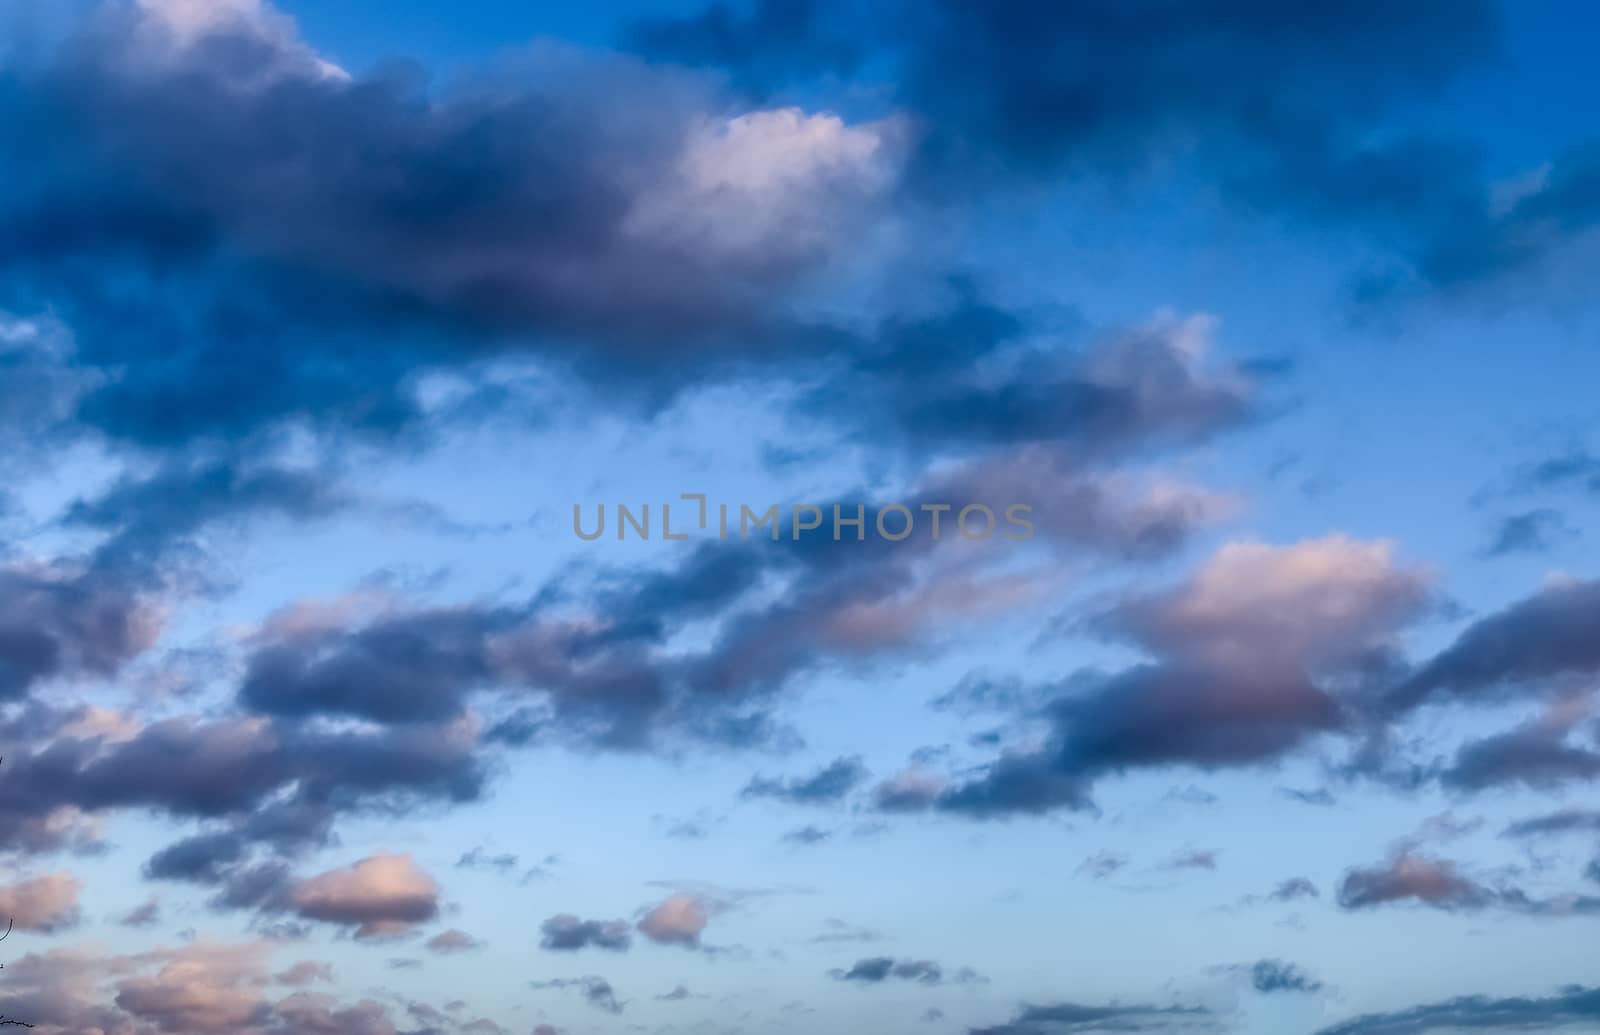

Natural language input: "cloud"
[1337,852,1600,916]
[1313,985,1600,1035]
[113,943,276,1033]
[822,306,1259,464]
[782,825,833,846]
[624,0,1600,311]
[1163,849,1217,872]
[426,929,481,954]
[0,0,897,449]
[968,1000,1211,1035]
[1392,577,1600,713]
[118,897,162,930]
[288,853,440,938]
[0,937,436,1035]
[540,915,632,953]
[1442,697,1600,790]
[1337,854,1499,911]
[62,457,350,581]
[1484,509,1575,557]
[829,957,985,986]
[1,708,484,893]
[0,872,83,931]
[1502,809,1600,839]
[1269,878,1321,902]
[1245,959,1324,995]
[624,0,866,97]
[636,893,709,948]
[631,0,1496,205]
[912,537,1432,817]
[1076,851,1129,880]
[530,976,623,1015]
[0,559,165,701]
[742,755,870,805]
[274,960,333,986]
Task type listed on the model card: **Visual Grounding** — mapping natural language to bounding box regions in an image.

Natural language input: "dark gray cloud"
[1501,808,1600,839]
[539,914,633,953]
[0,707,484,907]
[1385,139,1600,297]
[1247,959,1324,995]
[892,538,1432,818]
[0,561,160,701]
[815,300,1260,465]
[455,847,520,874]
[969,1001,1211,1035]
[742,756,870,806]
[626,0,1595,305]
[1442,708,1600,791]
[632,0,1494,194]
[1391,578,1600,713]
[1522,450,1600,496]
[829,957,983,986]
[635,0,1600,305]
[1313,985,1600,1035]
[1484,509,1575,557]
[1234,875,1320,909]
[0,0,885,449]
[1269,878,1321,903]
[624,0,865,97]
[63,457,349,578]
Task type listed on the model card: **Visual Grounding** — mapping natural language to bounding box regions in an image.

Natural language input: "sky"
[0,1,1599,1034]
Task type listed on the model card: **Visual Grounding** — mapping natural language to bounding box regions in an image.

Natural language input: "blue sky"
[1,2,1600,1034]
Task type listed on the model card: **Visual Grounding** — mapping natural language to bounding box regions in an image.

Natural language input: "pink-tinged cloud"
[1105,536,1434,673]
[0,872,84,932]
[290,853,440,938]
[637,893,709,948]
[114,942,275,1033]
[1337,855,1494,911]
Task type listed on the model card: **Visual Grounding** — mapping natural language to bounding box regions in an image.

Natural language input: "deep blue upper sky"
[1,2,1599,1035]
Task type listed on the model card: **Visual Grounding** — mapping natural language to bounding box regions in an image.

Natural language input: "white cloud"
[627,107,903,263]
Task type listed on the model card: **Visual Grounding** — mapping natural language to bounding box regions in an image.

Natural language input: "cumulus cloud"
[0,938,435,1035]
[288,854,440,938]
[0,0,912,450]
[636,893,709,949]
[0,872,83,931]
[909,536,1433,817]
[625,106,903,262]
